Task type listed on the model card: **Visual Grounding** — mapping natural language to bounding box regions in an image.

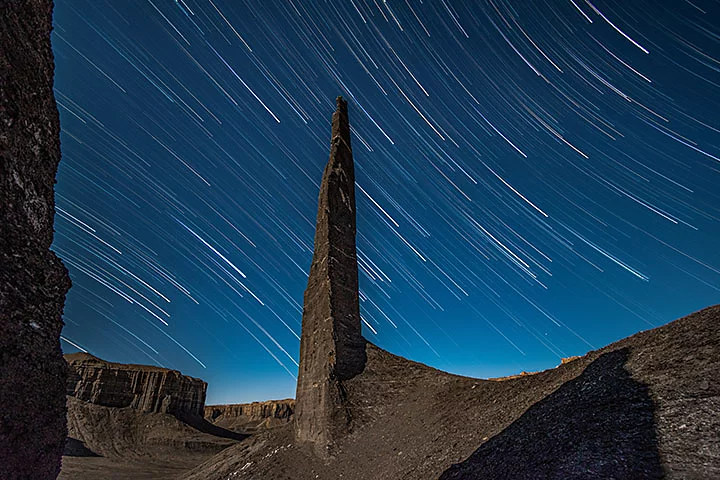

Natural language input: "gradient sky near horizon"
[52,0,720,404]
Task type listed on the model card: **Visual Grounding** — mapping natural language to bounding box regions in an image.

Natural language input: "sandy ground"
[60,455,211,480]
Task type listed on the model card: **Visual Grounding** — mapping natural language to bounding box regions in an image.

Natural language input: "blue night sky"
[52,0,719,405]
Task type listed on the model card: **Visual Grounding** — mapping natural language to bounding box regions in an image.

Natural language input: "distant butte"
[65,352,207,417]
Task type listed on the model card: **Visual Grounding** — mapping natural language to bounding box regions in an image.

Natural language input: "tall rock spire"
[294,97,366,454]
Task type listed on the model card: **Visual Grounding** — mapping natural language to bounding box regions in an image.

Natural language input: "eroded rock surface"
[294,96,366,454]
[182,305,720,480]
[62,355,243,479]
[205,399,294,433]
[61,395,242,480]
[66,353,207,417]
[179,98,720,479]
[0,1,71,478]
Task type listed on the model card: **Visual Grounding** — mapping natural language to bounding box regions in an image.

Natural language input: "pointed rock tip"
[336,95,348,112]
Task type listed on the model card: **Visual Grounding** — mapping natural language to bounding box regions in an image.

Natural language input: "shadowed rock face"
[66,353,207,417]
[440,348,663,479]
[0,1,72,478]
[294,97,367,454]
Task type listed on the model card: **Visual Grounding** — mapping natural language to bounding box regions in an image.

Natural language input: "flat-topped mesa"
[205,399,295,432]
[65,353,207,417]
[295,97,366,454]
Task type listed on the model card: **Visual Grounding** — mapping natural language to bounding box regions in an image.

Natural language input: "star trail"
[52,0,720,403]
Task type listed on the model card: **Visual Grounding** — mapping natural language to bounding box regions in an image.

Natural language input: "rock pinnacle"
[294,96,366,454]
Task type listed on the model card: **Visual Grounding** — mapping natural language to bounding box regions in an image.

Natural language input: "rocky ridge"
[205,399,295,433]
[180,98,720,480]
[65,352,207,417]
[183,305,720,480]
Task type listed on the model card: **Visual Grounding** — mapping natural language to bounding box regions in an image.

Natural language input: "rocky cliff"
[62,394,243,480]
[205,399,294,433]
[66,353,207,417]
[0,1,72,478]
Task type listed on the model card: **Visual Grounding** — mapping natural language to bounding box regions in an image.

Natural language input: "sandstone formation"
[66,352,207,417]
[179,98,720,479]
[205,399,294,433]
[183,305,720,480]
[63,355,244,479]
[62,395,242,480]
[64,396,238,460]
[0,1,72,478]
[294,96,367,454]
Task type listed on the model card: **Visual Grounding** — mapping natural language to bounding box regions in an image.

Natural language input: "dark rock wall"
[66,353,207,417]
[294,97,366,454]
[0,1,72,478]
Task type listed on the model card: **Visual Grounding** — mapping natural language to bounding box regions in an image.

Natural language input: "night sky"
[52,0,720,404]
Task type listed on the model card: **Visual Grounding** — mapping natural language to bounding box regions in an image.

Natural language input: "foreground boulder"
[0,1,72,478]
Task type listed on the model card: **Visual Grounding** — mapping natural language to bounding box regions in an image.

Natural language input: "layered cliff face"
[62,355,246,479]
[205,399,294,433]
[66,353,207,417]
[0,1,72,478]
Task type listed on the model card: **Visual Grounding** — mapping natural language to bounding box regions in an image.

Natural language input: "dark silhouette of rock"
[440,349,663,479]
[205,399,294,433]
[294,96,367,454]
[63,437,100,458]
[178,98,720,480]
[0,1,72,478]
[66,353,207,417]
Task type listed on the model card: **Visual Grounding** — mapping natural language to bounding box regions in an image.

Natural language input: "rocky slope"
[64,396,238,459]
[66,352,206,416]
[62,355,244,479]
[181,100,719,479]
[205,399,294,433]
[0,1,72,478]
[61,396,242,480]
[182,305,720,480]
